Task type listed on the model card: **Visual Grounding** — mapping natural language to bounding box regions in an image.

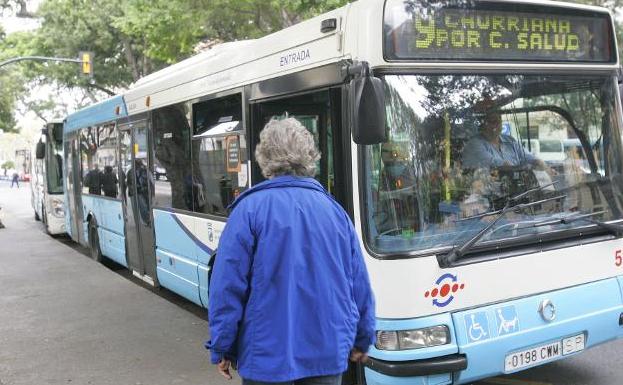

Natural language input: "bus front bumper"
[365,277,623,385]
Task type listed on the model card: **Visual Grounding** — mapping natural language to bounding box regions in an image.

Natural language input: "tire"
[43,206,51,235]
[88,220,102,262]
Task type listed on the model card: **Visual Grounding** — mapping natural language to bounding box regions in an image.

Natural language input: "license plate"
[504,333,585,372]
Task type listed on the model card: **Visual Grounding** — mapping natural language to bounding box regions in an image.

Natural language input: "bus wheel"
[43,206,52,235]
[88,220,102,262]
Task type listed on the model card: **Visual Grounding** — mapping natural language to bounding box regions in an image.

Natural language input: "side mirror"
[35,141,45,159]
[52,123,63,144]
[349,63,386,145]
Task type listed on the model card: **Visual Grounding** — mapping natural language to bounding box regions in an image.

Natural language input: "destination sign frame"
[384,0,616,63]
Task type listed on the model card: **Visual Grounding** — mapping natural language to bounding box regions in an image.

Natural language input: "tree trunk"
[15,0,35,18]
[121,36,141,82]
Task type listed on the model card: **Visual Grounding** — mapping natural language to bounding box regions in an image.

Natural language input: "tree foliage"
[0,29,25,133]
[1,160,15,172]
[0,0,349,132]
[200,0,348,41]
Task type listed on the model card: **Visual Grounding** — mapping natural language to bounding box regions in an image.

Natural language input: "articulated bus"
[32,121,66,234]
[62,0,623,383]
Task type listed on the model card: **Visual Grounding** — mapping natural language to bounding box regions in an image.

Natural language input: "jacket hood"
[229,176,327,210]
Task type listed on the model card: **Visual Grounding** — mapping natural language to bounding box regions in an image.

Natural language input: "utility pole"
[0,54,94,76]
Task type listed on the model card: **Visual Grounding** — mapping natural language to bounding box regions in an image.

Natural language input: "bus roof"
[64,95,127,135]
[123,4,351,114]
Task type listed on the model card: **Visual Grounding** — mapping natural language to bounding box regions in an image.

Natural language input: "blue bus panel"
[64,96,127,135]
[365,278,623,385]
[153,209,209,307]
[81,195,126,267]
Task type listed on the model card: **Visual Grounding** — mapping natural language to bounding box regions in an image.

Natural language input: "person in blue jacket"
[206,117,376,385]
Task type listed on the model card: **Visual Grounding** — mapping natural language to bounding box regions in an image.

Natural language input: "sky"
[1,0,40,34]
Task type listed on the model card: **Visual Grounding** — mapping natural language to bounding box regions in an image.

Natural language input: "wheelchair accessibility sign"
[465,312,490,343]
[495,306,520,336]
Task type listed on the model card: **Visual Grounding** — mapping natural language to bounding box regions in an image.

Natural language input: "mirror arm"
[342,60,372,81]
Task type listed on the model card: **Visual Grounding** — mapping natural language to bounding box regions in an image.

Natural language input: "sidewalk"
[0,182,230,385]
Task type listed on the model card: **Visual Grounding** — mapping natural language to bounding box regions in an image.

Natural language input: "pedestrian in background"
[102,165,119,198]
[84,164,103,195]
[10,172,19,188]
[206,118,376,385]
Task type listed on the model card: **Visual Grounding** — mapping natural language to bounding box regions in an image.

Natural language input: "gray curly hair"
[255,118,320,179]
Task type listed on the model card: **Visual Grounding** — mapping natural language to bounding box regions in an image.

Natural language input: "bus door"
[65,134,83,244]
[252,88,348,208]
[119,121,157,285]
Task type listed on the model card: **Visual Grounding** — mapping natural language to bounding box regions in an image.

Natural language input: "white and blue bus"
[62,0,623,383]
[32,121,66,235]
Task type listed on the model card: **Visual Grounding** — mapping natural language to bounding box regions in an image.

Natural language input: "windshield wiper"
[456,182,558,222]
[439,182,564,268]
[517,210,623,236]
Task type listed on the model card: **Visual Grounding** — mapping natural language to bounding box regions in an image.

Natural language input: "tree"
[0,0,36,18]
[1,160,15,175]
[198,0,348,41]
[0,0,350,132]
[0,31,24,133]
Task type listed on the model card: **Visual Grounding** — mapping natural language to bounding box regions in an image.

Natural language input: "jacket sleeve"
[349,221,376,353]
[205,202,255,364]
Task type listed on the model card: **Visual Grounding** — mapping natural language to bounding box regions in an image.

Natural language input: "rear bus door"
[118,120,157,285]
[64,134,84,244]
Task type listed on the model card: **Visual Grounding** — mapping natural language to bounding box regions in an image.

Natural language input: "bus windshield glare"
[363,74,623,255]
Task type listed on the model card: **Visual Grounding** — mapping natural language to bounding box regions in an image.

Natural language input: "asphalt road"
[0,179,621,385]
[0,181,230,385]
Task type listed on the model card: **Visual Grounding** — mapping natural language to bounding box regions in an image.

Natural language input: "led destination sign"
[384,1,614,62]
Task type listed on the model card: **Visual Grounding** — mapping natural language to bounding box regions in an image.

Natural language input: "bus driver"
[462,99,547,171]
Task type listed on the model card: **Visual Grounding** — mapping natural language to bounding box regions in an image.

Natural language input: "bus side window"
[80,126,102,196]
[152,103,193,212]
[191,93,247,217]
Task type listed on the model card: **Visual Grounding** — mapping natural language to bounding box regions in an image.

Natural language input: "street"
[0,179,622,385]
[0,180,229,385]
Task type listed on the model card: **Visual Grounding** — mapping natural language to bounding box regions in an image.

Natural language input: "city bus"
[62,0,623,384]
[32,121,66,234]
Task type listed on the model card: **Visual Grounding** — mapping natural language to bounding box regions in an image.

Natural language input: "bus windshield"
[47,137,63,194]
[362,74,623,255]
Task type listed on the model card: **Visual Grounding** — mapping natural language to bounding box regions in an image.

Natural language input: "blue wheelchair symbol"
[465,312,490,343]
[495,306,520,336]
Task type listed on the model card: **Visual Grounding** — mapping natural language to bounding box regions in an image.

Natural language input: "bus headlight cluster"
[375,325,450,351]
[51,199,65,218]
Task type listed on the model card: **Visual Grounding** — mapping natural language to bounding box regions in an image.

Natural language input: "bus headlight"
[51,199,64,218]
[375,325,450,351]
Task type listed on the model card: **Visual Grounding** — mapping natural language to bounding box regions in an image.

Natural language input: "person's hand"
[349,348,369,363]
[533,159,546,170]
[533,159,558,176]
[217,359,233,380]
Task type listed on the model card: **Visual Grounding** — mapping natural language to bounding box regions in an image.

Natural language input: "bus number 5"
[615,250,622,267]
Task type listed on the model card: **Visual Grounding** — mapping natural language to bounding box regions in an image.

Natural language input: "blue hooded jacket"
[206,176,376,382]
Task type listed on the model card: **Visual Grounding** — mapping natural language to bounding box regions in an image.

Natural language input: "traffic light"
[79,51,93,77]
